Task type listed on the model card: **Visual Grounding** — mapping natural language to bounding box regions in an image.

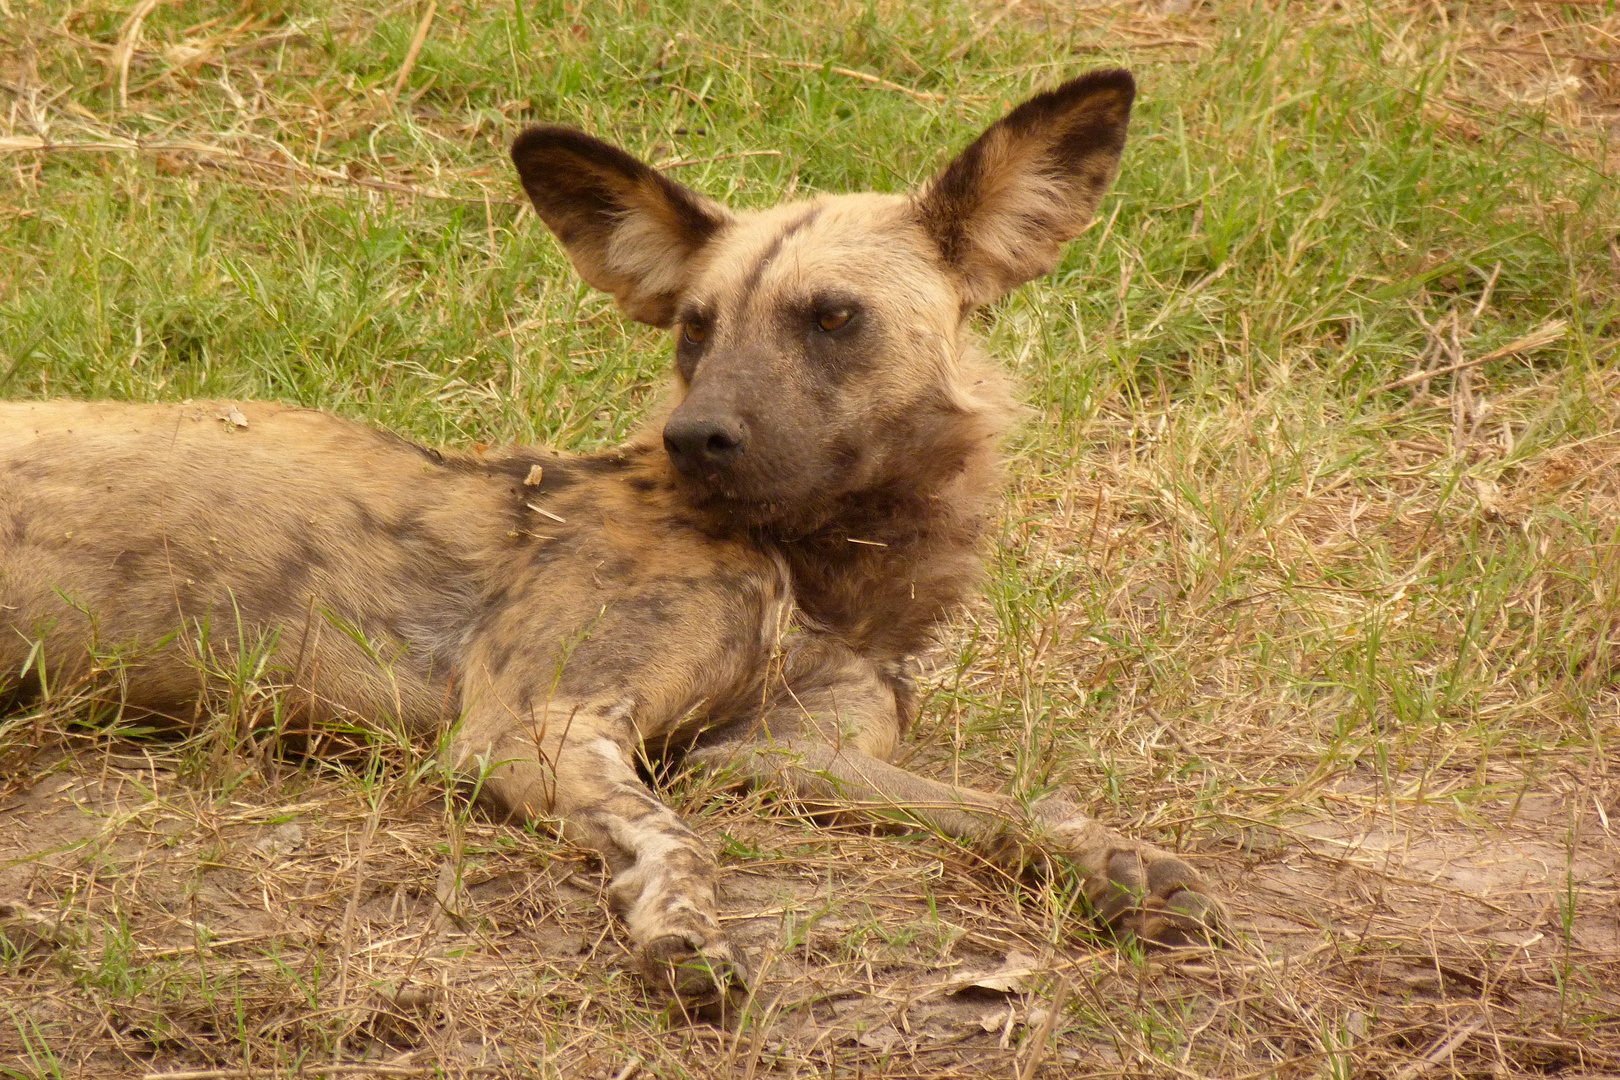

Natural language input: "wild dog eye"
[681,322,707,345]
[816,308,853,332]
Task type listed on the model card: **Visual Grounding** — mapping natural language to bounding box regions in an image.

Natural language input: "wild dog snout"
[663,367,753,479]
[663,409,747,477]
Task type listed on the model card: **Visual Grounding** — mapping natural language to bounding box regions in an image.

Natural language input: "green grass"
[4,0,1619,1076]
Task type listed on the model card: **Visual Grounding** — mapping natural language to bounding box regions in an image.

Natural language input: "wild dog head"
[511,70,1134,535]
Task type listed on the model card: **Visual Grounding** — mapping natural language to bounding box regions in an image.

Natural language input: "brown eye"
[682,322,707,344]
[817,309,852,332]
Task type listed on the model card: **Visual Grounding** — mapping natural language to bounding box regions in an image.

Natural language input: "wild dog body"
[1,70,1218,1004]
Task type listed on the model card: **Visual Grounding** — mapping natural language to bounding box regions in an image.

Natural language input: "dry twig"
[748,52,957,103]
[657,149,783,171]
[0,135,523,205]
[113,0,167,109]
[390,0,439,106]
[1375,319,1570,394]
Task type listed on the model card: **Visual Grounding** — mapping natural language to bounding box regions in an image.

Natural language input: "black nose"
[663,414,746,475]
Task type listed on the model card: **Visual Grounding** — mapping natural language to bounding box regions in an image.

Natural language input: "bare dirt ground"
[1,686,1615,1077]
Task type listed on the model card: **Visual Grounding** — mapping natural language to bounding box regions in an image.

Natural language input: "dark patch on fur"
[372,426,447,467]
[344,494,386,536]
[263,538,330,607]
[616,593,676,626]
[443,451,579,495]
[574,452,632,475]
[112,545,151,583]
[1,514,25,547]
[824,436,863,473]
[485,636,518,679]
[526,537,566,568]
[1,457,48,484]
[736,207,822,312]
[382,510,430,545]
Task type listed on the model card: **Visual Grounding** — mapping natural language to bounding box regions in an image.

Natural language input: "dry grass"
[2,0,1619,1077]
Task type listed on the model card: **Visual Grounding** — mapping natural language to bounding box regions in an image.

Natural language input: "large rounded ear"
[511,127,733,326]
[914,69,1135,309]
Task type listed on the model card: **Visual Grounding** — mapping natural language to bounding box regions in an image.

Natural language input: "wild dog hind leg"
[689,637,1222,944]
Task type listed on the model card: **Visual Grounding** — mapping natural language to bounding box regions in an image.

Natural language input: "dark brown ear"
[914,68,1135,308]
[511,127,733,326]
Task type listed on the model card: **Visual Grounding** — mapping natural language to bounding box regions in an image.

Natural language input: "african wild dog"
[1,69,1218,1006]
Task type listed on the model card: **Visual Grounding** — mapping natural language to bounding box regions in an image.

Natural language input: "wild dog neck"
[767,452,1001,663]
[621,370,1008,663]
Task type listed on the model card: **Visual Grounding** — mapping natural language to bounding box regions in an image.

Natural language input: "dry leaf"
[947,950,1041,995]
[853,1023,900,1050]
[255,821,305,856]
[218,405,248,429]
[979,1006,1012,1033]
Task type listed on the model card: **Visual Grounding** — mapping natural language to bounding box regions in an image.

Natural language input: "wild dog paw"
[1040,816,1223,947]
[637,932,750,1017]
[1084,846,1223,947]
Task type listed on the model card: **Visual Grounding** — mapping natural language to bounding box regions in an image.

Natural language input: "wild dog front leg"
[708,738,1219,943]
[454,698,743,1003]
[694,638,1222,945]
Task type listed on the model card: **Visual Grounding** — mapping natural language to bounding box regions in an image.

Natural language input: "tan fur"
[1,69,1219,1010]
